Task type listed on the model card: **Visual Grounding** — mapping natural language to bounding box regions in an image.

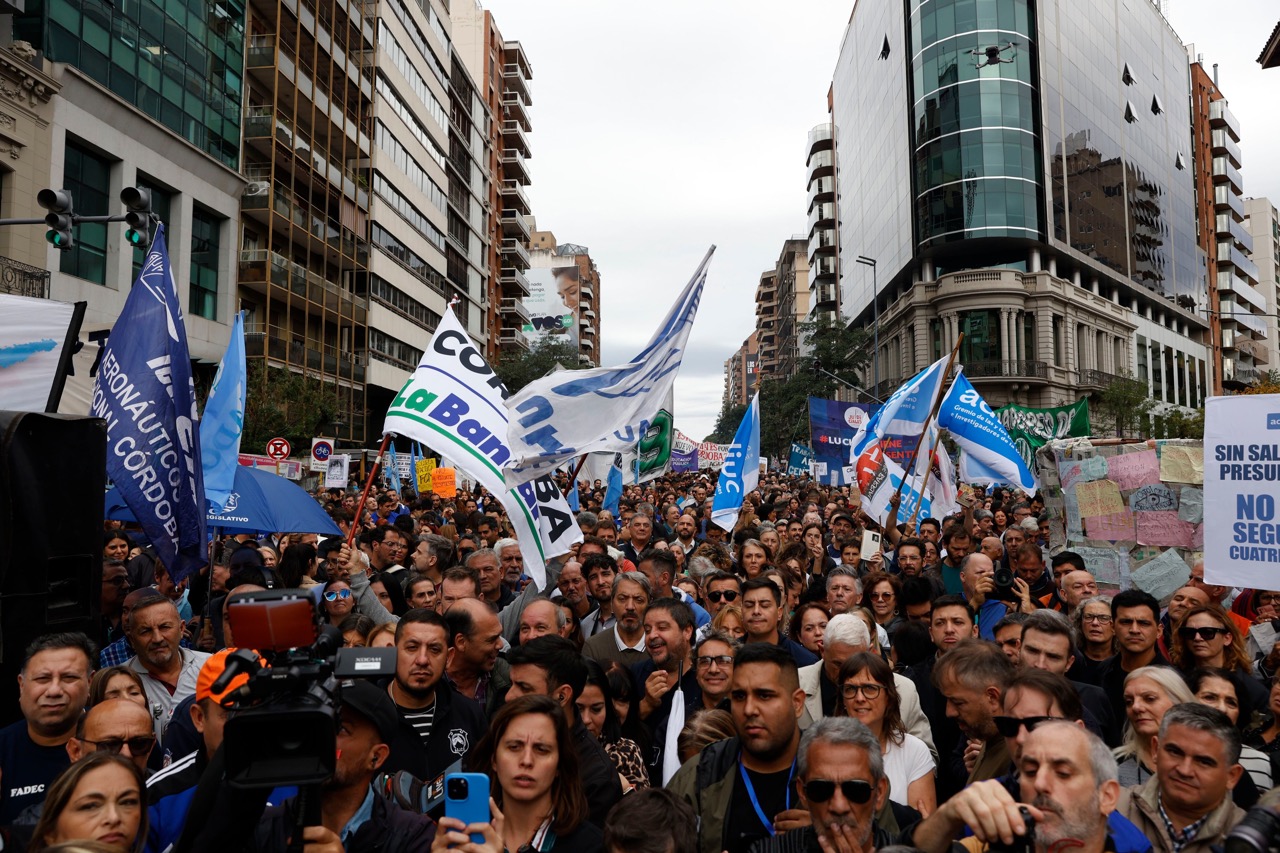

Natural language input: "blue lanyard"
[738,757,795,837]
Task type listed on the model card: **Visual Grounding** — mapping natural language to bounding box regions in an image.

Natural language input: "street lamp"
[855,256,878,393]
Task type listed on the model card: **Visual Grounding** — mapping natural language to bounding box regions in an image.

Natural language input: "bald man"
[1060,570,1101,610]
[980,537,1004,563]
[67,698,156,773]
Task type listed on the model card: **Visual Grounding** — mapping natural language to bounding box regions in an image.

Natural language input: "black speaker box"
[0,412,105,725]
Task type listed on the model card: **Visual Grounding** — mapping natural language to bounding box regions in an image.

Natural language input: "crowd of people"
[2,469,1279,853]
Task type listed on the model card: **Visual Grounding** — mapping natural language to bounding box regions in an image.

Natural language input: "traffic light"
[120,186,152,248]
[37,188,74,250]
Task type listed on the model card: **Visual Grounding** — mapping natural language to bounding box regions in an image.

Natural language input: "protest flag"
[502,247,714,484]
[199,310,246,512]
[710,392,760,531]
[603,455,623,518]
[382,307,581,588]
[937,372,1038,493]
[852,353,953,458]
[91,224,207,582]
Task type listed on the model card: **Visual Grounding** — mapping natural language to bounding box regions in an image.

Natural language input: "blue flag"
[91,225,207,582]
[603,455,623,517]
[567,478,580,512]
[199,310,246,512]
[852,355,951,457]
[937,372,1038,493]
[711,392,760,531]
[387,442,402,495]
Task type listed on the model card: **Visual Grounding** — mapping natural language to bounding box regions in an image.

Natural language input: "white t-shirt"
[881,732,935,806]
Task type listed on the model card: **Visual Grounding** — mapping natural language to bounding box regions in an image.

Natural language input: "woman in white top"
[839,650,936,814]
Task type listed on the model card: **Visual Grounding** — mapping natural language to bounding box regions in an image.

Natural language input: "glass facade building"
[18,0,245,168]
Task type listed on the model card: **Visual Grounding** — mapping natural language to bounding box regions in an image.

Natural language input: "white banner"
[1203,394,1280,589]
[0,293,78,411]
[325,454,350,489]
[382,308,582,587]
[698,441,729,469]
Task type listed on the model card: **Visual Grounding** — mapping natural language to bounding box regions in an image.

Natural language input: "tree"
[1093,374,1156,438]
[493,337,589,395]
[1242,369,1280,396]
[1160,407,1204,439]
[705,401,747,444]
[241,360,343,453]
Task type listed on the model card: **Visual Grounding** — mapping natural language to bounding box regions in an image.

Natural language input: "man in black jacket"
[505,635,624,827]
[380,608,487,781]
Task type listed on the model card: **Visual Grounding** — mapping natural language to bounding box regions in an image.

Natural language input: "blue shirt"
[976,599,1008,641]
[340,788,376,846]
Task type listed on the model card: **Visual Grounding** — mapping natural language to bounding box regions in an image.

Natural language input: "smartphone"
[444,772,490,844]
[861,529,882,557]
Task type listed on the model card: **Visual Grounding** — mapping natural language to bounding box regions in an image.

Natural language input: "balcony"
[499,297,530,324]
[243,323,366,383]
[1078,368,1124,389]
[1211,128,1242,168]
[1215,214,1254,252]
[967,360,1050,381]
[807,175,835,211]
[809,201,836,231]
[581,324,597,337]
[499,266,531,298]
[1209,99,1240,139]
[813,282,839,307]
[0,255,50,298]
[500,209,531,240]
[808,229,837,263]
[238,249,368,314]
[1212,157,1244,195]
[1214,187,1245,218]
[807,148,834,179]
[500,238,531,268]
[579,284,594,301]
[1219,243,1260,282]
[499,326,530,351]
[503,40,532,78]
[502,91,530,128]
[807,123,833,158]
[810,255,837,279]
[1221,271,1266,312]
[499,180,531,214]
[499,148,530,184]
[1219,298,1269,336]
[502,63,530,101]
[501,121,531,158]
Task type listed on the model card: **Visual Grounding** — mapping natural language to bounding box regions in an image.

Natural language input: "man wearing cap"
[252,679,435,853]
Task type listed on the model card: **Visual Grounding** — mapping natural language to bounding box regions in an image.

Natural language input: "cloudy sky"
[476,0,1280,442]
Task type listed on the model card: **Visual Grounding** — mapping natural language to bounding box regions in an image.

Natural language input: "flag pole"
[349,433,392,548]
[906,426,948,532]
[891,334,964,515]
[563,454,589,496]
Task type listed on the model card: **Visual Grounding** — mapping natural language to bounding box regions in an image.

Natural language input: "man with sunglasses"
[66,698,156,774]
[703,571,743,616]
[668,644,809,853]
[748,717,895,853]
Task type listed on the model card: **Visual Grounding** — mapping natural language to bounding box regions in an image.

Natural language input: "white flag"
[382,308,582,587]
[502,247,714,484]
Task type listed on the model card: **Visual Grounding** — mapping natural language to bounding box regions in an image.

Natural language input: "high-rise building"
[14,0,245,388]
[1189,61,1264,392]
[451,2,534,363]
[1244,197,1279,372]
[775,237,811,380]
[807,114,839,327]
[526,229,601,366]
[830,0,1211,415]
[723,332,760,409]
[755,267,778,377]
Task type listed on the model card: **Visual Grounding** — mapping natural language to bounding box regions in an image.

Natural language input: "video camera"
[214,588,397,789]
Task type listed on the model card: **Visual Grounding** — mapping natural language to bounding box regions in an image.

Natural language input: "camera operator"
[904,721,1120,853]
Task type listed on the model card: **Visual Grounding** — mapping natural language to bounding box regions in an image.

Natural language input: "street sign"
[311,437,334,472]
[266,437,291,460]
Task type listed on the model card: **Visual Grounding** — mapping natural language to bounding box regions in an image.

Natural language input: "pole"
[856,256,878,395]
[890,333,964,512]
[905,426,947,533]
[349,433,391,549]
[44,301,86,413]
[563,454,589,495]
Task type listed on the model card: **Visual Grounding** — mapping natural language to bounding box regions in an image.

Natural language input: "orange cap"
[196,648,257,704]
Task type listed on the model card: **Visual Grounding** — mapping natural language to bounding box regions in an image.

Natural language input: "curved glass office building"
[910,0,1042,248]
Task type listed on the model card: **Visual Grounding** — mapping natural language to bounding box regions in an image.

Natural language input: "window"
[189,207,221,320]
[60,140,111,285]
[958,309,1000,364]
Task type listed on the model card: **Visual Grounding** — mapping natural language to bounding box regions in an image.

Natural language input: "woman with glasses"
[693,632,737,711]
[861,571,903,639]
[1070,596,1116,685]
[838,651,935,813]
[1171,605,1269,712]
[32,752,147,853]
[921,540,940,571]
[1114,665,1194,786]
[788,603,830,657]
[321,578,354,626]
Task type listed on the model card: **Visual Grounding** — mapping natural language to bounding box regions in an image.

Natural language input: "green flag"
[995,399,1091,469]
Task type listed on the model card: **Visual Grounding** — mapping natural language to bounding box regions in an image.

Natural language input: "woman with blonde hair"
[1114,665,1194,786]
[31,753,147,853]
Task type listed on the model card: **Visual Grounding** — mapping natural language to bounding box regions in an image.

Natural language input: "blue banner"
[671,447,699,472]
[603,455,623,517]
[938,372,1038,493]
[199,310,245,512]
[787,442,815,477]
[808,397,873,485]
[711,393,760,530]
[91,225,207,582]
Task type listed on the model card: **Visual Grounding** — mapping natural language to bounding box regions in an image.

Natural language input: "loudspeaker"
[0,412,106,725]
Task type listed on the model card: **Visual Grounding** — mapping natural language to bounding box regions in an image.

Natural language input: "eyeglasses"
[1082,613,1112,624]
[802,779,873,804]
[1179,625,1231,641]
[841,683,883,701]
[82,736,156,755]
[993,715,1066,738]
[706,590,739,603]
[697,655,734,669]
[868,592,894,601]
[324,588,352,601]
[1258,593,1280,605]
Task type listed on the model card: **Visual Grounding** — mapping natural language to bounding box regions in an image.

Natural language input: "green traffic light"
[47,230,65,247]
[126,230,144,246]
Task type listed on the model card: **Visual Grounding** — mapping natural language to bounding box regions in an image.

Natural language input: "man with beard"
[583,572,651,669]
[933,639,1014,792]
[668,644,809,853]
[633,598,701,778]
[380,609,486,778]
[747,717,894,853]
[905,722,1124,853]
[579,553,619,638]
[127,598,211,742]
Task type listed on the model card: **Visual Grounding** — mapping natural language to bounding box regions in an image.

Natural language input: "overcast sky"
[475,0,1280,443]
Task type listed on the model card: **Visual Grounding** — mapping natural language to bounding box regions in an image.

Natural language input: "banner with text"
[996,398,1090,470]
[1204,394,1280,589]
[787,442,815,477]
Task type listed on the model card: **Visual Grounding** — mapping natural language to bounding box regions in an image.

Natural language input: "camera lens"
[447,777,468,800]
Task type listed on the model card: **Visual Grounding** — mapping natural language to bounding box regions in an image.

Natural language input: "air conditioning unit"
[244,181,271,197]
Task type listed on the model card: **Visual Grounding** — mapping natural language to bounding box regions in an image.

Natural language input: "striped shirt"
[396,701,436,749]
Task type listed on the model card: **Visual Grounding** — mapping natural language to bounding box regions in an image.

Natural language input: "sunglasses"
[993,715,1066,738]
[707,590,739,603]
[1179,625,1231,641]
[803,778,873,804]
[83,736,156,755]
[324,588,353,601]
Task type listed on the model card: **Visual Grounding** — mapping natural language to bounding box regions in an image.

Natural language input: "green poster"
[996,399,1091,469]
